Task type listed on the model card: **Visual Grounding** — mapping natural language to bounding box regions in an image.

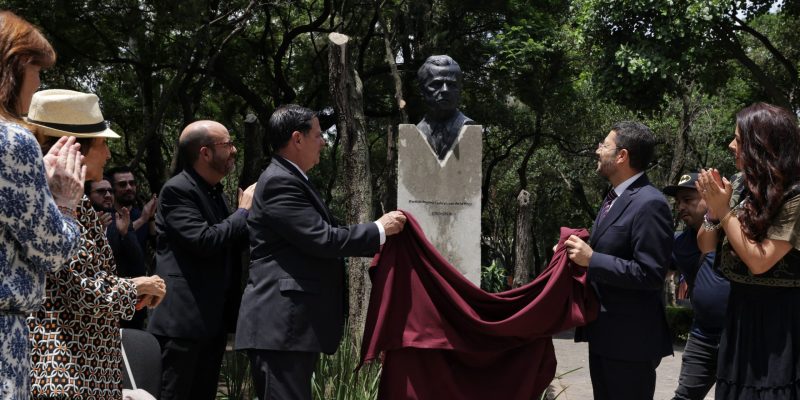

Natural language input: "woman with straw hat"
[0,11,84,399]
[26,89,166,399]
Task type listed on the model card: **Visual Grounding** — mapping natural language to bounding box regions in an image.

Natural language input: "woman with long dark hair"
[698,102,800,399]
[0,11,84,399]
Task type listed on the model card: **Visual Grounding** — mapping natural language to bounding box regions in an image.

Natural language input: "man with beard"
[663,173,730,400]
[86,178,148,328]
[107,165,158,255]
[148,120,257,400]
[415,55,475,160]
[564,121,673,400]
[86,179,116,228]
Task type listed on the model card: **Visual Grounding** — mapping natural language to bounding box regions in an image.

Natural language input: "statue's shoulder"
[454,110,475,126]
[416,118,431,131]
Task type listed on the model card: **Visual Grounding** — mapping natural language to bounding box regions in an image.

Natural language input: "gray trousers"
[673,333,720,400]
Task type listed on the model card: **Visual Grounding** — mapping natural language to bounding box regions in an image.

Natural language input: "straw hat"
[24,89,120,138]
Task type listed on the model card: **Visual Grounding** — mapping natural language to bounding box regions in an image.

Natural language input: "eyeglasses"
[597,142,624,151]
[92,188,113,195]
[211,141,235,149]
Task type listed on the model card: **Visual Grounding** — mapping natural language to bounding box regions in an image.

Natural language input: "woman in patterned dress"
[697,102,800,399]
[0,11,86,400]
[26,89,167,399]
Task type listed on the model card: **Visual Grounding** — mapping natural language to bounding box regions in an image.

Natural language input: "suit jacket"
[147,168,248,339]
[576,174,674,362]
[235,156,380,354]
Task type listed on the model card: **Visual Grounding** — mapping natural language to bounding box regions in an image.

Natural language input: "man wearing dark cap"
[663,173,730,400]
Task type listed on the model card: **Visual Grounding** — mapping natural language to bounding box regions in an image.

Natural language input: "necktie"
[598,189,618,221]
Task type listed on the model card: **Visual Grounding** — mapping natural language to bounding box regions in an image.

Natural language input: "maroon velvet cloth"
[360,212,599,399]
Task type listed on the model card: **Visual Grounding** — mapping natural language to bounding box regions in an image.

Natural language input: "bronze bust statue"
[416,55,474,160]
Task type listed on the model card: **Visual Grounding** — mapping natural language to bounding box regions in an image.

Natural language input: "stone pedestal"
[397,124,482,285]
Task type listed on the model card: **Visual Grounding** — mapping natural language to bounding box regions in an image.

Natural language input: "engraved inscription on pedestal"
[397,124,482,284]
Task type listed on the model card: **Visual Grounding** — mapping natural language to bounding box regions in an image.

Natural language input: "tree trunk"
[512,118,541,286]
[328,32,374,345]
[238,113,266,188]
[668,89,699,186]
[512,189,535,288]
[380,21,406,213]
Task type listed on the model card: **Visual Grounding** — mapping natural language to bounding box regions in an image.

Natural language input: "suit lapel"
[272,156,334,223]
[589,175,649,246]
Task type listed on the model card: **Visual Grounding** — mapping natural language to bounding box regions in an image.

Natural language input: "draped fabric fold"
[360,212,599,399]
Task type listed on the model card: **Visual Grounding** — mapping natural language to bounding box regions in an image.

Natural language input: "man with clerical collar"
[416,55,475,160]
[148,120,257,400]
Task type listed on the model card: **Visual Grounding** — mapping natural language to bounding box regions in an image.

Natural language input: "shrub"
[311,334,381,400]
[218,349,255,400]
[665,305,694,343]
[481,260,508,293]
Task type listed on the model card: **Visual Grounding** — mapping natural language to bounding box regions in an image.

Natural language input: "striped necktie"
[598,189,618,221]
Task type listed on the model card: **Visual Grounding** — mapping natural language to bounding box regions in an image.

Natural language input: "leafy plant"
[217,349,255,400]
[481,260,509,293]
[540,366,583,400]
[312,332,382,400]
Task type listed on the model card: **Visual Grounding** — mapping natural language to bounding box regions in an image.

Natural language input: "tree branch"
[730,14,798,85]
[273,0,332,103]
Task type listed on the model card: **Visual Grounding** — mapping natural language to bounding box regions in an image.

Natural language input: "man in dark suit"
[235,105,406,400]
[564,121,673,400]
[148,120,257,400]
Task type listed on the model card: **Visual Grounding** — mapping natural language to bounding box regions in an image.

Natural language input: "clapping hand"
[44,136,86,210]
[115,207,131,234]
[142,194,158,221]
[97,211,112,229]
[238,183,257,210]
[696,168,732,219]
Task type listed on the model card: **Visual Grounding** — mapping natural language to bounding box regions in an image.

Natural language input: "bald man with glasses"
[148,120,257,400]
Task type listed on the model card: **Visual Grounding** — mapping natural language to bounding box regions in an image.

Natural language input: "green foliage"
[216,332,381,400]
[481,260,509,293]
[312,335,381,400]
[665,305,694,343]
[5,4,787,394]
[217,350,255,400]
[578,0,799,111]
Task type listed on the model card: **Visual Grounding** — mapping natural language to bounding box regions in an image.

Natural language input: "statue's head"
[417,55,463,115]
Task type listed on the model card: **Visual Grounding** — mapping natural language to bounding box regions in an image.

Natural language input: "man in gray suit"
[235,105,406,400]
